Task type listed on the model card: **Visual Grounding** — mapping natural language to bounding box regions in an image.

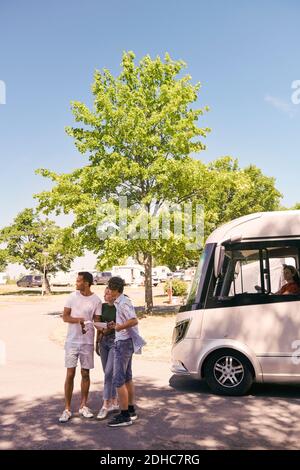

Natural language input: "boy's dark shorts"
[113,338,134,388]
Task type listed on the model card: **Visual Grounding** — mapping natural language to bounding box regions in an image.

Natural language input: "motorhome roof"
[206,210,300,245]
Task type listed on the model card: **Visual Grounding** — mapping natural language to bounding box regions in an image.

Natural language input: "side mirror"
[214,245,225,278]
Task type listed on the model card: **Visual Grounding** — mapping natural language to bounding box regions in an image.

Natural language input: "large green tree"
[35,52,282,311]
[0,209,81,293]
[35,52,210,311]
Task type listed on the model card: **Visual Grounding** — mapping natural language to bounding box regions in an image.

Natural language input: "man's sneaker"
[79,406,94,419]
[59,409,72,423]
[107,413,132,427]
[97,407,110,420]
[129,411,138,422]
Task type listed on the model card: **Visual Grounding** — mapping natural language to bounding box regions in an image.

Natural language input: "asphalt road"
[1,296,300,450]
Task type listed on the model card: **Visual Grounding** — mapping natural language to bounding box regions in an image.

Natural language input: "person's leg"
[103,336,117,406]
[117,383,129,410]
[63,344,79,412]
[100,338,112,408]
[80,368,90,408]
[79,344,94,409]
[113,340,131,411]
[64,367,76,410]
[126,380,135,406]
[124,352,134,405]
[108,340,134,426]
[104,342,115,405]
[124,353,137,420]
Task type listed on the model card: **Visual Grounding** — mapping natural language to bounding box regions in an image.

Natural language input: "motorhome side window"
[213,241,300,303]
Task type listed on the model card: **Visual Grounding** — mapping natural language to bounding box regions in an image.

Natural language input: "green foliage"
[34,51,282,309]
[164,279,188,297]
[0,208,82,275]
[0,249,8,271]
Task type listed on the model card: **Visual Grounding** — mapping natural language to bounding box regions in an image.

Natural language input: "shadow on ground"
[1,376,300,450]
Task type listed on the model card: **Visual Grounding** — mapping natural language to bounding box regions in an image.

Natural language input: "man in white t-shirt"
[59,272,101,423]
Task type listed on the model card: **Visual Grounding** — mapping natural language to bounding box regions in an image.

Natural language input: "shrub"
[164,279,188,297]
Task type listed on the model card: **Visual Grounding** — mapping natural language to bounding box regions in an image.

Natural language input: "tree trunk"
[144,253,153,314]
[44,272,52,295]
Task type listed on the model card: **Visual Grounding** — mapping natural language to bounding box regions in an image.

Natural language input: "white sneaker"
[59,409,72,423]
[111,403,119,412]
[96,407,110,420]
[79,406,94,418]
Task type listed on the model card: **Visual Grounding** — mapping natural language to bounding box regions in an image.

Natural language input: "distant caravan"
[172,211,300,395]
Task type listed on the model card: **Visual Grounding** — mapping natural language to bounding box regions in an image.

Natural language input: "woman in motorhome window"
[276,265,300,295]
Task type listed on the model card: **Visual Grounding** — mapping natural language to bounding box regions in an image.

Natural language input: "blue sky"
[0,0,300,229]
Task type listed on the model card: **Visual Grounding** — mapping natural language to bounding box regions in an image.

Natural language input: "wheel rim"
[213,355,244,388]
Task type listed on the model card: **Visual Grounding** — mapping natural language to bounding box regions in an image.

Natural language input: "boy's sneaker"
[107,413,132,427]
[79,406,94,419]
[129,411,138,421]
[59,409,72,423]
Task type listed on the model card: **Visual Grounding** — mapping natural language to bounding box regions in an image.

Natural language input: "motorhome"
[112,265,159,286]
[49,271,77,287]
[112,265,145,285]
[152,266,172,282]
[0,272,7,285]
[172,211,300,395]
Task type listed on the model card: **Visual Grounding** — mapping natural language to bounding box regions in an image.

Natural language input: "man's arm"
[108,318,138,332]
[62,307,85,324]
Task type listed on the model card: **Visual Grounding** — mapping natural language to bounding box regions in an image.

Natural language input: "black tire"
[203,349,253,396]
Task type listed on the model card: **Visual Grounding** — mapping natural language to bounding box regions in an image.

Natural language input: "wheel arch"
[199,341,262,382]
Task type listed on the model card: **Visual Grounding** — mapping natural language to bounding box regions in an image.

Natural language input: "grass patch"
[50,314,177,363]
[0,287,72,296]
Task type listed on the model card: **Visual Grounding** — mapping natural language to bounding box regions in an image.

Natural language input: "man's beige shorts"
[64,343,94,369]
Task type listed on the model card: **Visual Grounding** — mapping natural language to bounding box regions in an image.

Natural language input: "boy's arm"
[107,301,138,332]
[108,318,138,332]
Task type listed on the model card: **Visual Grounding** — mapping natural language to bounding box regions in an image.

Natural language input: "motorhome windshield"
[185,243,215,308]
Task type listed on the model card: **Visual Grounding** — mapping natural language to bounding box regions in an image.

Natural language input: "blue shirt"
[114,294,146,353]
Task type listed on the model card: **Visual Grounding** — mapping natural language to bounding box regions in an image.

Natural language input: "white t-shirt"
[64,291,102,345]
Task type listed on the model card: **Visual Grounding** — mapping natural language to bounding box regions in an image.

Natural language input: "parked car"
[93,271,112,285]
[17,275,43,288]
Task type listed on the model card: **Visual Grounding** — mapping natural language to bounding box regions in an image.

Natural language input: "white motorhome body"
[0,272,7,285]
[50,271,77,287]
[112,265,144,285]
[152,266,171,282]
[171,211,300,395]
